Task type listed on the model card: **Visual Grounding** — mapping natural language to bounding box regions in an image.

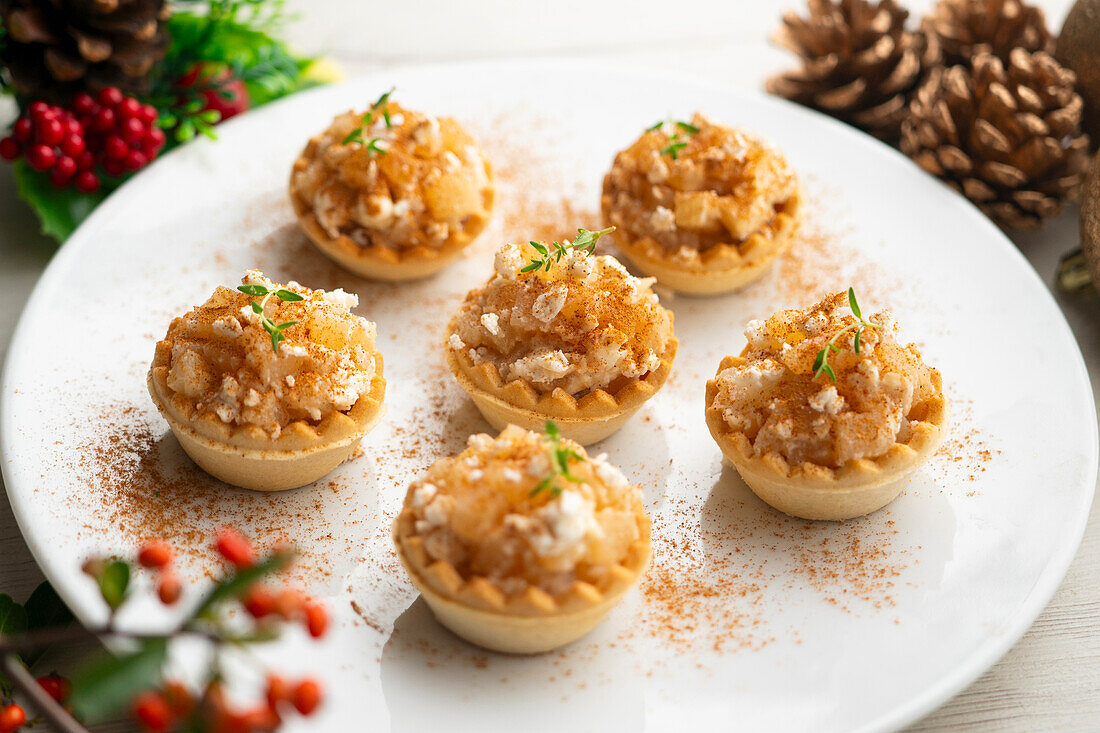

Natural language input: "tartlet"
[601,113,802,294]
[393,424,652,653]
[704,291,947,520]
[445,229,677,445]
[289,91,494,281]
[147,270,385,491]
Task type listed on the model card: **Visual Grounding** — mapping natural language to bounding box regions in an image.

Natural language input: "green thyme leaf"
[275,289,304,301]
[676,121,700,133]
[812,288,878,383]
[366,138,387,155]
[521,227,615,273]
[646,121,663,131]
[847,287,861,319]
[660,141,688,160]
[238,284,268,296]
[251,301,264,313]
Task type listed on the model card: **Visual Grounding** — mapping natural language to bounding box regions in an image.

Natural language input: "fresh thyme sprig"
[237,283,305,353]
[812,287,882,382]
[529,421,583,498]
[342,86,396,147]
[520,226,615,273]
[648,119,699,160]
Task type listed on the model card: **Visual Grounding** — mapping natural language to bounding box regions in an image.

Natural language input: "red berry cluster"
[216,528,330,638]
[127,530,328,732]
[137,538,182,605]
[0,87,166,193]
[133,675,322,733]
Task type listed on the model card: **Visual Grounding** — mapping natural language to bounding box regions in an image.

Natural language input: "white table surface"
[1,1,1097,730]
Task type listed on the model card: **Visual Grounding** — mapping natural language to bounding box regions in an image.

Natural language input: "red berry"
[37,675,70,703]
[122,117,146,145]
[176,63,251,123]
[157,573,181,604]
[274,587,304,619]
[214,527,254,568]
[291,679,322,716]
[0,137,20,161]
[104,135,129,160]
[140,104,159,126]
[163,680,193,717]
[304,601,329,638]
[28,101,51,121]
[13,118,32,143]
[72,93,96,116]
[64,117,84,136]
[265,674,290,710]
[138,539,174,568]
[75,150,95,170]
[26,144,56,171]
[75,170,100,193]
[144,127,167,154]
[50,157,76,187]
[242,585,275,618]
[97,86,124,108]
[60,132,86,157]
[36,117,64,146]
[0,703,26,732]
[54,155,76,177]
[133,692,171,733]
[103,158,126,177]
[91,107,116,133]
[117,97,143,120]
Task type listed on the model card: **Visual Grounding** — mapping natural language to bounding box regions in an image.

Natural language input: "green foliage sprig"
[648,119,699,160]
[520,226,614,273]
[237,282,305,353]
[342,87,396,147]
[529,421,584,498]
[812,287,882,382]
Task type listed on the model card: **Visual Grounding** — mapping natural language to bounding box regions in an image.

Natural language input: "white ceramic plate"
[2,61,1097,733]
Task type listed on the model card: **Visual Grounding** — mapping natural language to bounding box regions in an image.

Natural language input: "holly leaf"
[0,594,28,637]
[22,582,73,667]
[11,160,112,243]
[69,638,168,723]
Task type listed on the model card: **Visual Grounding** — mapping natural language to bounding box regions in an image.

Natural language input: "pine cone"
[901,49,1092,230]
[0,0,170,104]
[923,0,1054,67]
[766,0,941,143]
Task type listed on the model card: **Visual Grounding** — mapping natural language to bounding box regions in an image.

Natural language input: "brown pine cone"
[0,0,170,103]
[922,0,1054,67]
[766,0,941,143]
[901,49,1092,230]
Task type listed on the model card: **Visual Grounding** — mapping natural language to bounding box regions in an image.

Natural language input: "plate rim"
[2,58,1097,733]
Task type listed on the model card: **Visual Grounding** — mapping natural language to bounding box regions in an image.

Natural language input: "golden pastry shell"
[289,153,494,282]
[704,354,947,520]
[602,187,802,295]
[393,508,651,654]
[445,328,677,446]
[147,340,386,491]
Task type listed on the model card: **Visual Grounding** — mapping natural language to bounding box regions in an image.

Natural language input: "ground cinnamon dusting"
[43,110,980,682]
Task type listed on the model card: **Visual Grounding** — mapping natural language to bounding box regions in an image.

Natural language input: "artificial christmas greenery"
[0,0,333,242]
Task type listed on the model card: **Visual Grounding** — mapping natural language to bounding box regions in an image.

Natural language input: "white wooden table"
[1,1,1097,729]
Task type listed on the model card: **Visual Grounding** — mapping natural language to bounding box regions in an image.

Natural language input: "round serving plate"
[2,61,1096,732]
